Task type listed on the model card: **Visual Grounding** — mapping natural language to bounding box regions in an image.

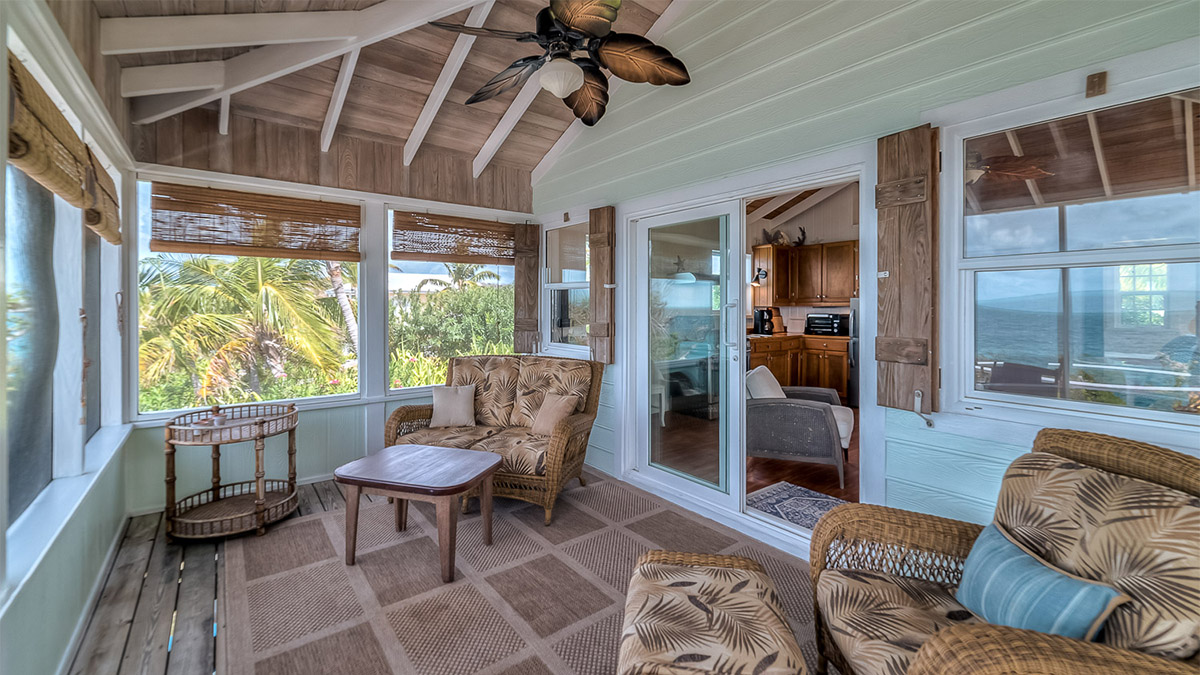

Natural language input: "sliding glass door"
[634,201,743,506]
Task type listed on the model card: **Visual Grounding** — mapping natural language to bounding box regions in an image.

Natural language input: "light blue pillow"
[957,523,1128,641]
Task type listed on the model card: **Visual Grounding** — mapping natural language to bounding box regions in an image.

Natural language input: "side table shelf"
[164,403,299,538]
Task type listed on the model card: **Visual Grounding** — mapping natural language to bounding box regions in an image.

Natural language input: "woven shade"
[150,182,362,262]
[7,51,121,244]
[392,211,515,265]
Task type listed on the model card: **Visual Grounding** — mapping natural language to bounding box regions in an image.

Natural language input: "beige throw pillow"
[430,384,476,427]
[531,393,579,436]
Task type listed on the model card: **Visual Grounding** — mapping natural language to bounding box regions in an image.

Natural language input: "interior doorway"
[742,180,862,530]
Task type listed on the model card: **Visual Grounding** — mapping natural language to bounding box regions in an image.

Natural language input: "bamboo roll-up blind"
[150,182,362,262]
[7,51,121,244]
[392,211,516,265]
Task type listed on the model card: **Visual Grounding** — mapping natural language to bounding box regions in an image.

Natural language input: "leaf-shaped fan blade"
[596,32,689,85]
[550,0,621,37]
[981,155,1055,182]
[564,60,609,126]
[465,55,546,105]
[428,21,537,41]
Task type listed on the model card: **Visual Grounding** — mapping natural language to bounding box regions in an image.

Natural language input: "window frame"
[934,44,1200,442]
[541,220,591,357]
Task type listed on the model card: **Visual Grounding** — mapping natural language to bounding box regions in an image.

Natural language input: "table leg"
[344,484,361,565]
[481,476,493,547]
[436,495,458,583]
[394,498,408,532]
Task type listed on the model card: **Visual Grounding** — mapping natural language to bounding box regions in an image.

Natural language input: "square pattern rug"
[220,472,819,675]
[746,482,848,530]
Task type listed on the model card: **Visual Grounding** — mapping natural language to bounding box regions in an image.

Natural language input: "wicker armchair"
[746,386,851,488]
[810,428,1200,675]
[384,355,604,525]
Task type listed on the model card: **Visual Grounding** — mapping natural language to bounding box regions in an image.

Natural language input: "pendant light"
[539,57,585,98]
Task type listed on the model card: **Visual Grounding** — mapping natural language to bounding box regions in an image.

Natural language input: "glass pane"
[388,254,514,390]
[1066,192,1200,251]
[85,227,102,439]
[974,269,1063,399]
[648,216,727,489]
[6,166,57,524]
[138,182,361,411]
[1069,263,1198,414]
[546,222,588,283]
[964,207,1059,257]
[550,288,589,346]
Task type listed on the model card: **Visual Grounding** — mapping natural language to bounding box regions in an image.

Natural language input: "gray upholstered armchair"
[746,385,852,488]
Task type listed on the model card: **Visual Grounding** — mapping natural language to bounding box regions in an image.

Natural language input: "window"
[136,182,361,413]
[545,222,589,348]
[388,210,515,389]
[963,89,1200,418]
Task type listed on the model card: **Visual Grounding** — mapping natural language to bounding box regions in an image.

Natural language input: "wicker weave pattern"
[1033,428,1200,497]
[636,550,766,573]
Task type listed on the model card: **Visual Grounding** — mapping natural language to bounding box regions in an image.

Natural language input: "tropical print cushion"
[470,428,549,476]
[510,356,592,427]
[449,356,520,427]
[395,425,500,449]
[995,453,1200,659]
[816,569,981,675]
[619,561,806,675]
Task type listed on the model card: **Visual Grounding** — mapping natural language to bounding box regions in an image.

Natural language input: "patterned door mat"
[746,482,848,530]
[219,473,821,675]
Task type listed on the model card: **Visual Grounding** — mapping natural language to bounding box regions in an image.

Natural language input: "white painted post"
[360,200,389,455]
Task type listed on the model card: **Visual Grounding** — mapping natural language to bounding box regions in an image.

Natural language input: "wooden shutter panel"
[588,206,615,364]
[875,124,939,413]
[513,222,540,353]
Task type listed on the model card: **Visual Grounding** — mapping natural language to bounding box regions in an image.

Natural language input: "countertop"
[746,332,850,339]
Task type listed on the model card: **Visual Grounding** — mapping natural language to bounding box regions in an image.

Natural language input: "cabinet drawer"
[803,337,849,352]
[781,338,803,350]
[750,339,784,353]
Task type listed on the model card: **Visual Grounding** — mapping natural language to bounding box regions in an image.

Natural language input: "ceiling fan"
[430,0,690,126]
[965,151,1055,185]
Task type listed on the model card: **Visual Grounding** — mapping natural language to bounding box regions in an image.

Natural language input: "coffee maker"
[752,307,779,335]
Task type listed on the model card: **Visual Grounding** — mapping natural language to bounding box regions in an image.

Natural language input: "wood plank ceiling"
[97,0,672,213]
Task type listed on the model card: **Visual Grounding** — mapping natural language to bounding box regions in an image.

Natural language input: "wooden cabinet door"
[767,351,791,386]
[749,353,768,371]
[822,241,858,304]
[771,246,795,305]
[792,245,822,304]
[825,350,849,400]
[800,350,822,388]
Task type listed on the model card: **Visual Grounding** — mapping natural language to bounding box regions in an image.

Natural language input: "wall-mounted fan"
[965,151,1055,184]
[431,0,690,126]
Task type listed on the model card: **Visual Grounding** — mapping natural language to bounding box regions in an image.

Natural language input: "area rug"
[747,482,848,530]
[219,472,819,675]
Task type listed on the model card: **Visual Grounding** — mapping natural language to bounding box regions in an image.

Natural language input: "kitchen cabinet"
[800,336,850,401]
[751,242,857,307]
[748,335,803,386]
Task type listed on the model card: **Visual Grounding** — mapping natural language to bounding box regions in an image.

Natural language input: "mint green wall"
[534,0,1199,215]
[0,450,126,675]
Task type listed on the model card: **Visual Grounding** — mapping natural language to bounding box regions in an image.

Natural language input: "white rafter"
[321,48,360,152]
[121,61,224,97]
[472,78,541,178]
[1086,112,1113,197]
[218,94,230,135]
[746,191,800,227]
[1005,130,1043,205]
[405,0,495,166]
[768,183,846,223]
[130,0,483,125]
[531,0,691,184]
[100,12,360,55]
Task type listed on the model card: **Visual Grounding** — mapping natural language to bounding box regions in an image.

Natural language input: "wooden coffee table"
[334,444,502,582]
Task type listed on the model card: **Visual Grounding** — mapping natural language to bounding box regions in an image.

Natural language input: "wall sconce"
[750,268,767,287]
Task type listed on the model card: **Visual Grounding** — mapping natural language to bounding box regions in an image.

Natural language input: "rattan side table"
[164,403,299,539]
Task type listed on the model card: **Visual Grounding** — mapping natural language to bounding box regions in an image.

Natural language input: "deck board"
[119,517,183,675]
[166,542,217,675]
[312,480,346,511]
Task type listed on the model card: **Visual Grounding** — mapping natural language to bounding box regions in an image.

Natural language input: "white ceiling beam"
[122,61,224,97]
[1086,112,1113,197]
[472,77,541,178]
[404,0,494,166]
[218,94,230,135]
[100,12,359,55]
[131,0,482,125]
[769,183,846,223]
[531,0,692,184]
[1005,130,1044,206]
[321,48,360,152]
[746,192,800,227]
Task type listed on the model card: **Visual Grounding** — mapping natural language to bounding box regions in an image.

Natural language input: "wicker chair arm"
[383,404,434,446]
[541,412,596,477]
[908,623,1195,675]
[809,503,983,590]
[781,386,840,406]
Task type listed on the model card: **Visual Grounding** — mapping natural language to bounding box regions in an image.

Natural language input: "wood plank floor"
[67,481,378,675]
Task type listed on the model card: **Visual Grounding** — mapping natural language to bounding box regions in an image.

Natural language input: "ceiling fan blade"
[549,0,621,37]
[981,155,1056,182]
[428,21,537,41]
[563,59,609,126]
[595,32,689,86]
[465,55,547,105]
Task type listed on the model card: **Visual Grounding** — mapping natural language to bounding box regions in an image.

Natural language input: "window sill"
[2,423,132,609]
[132,389,439,428]
[541,344,592,359]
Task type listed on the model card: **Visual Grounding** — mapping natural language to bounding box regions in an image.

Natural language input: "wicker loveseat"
[810,428,1199,675]
[384,355,604,525]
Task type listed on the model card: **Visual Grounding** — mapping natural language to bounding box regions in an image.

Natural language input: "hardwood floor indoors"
[746,408,860,503]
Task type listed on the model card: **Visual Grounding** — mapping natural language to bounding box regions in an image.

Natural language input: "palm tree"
[416,263,501,293]
[325,261,359,356]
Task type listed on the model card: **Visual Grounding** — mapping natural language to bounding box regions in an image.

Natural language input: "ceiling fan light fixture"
[539,57,585,98]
